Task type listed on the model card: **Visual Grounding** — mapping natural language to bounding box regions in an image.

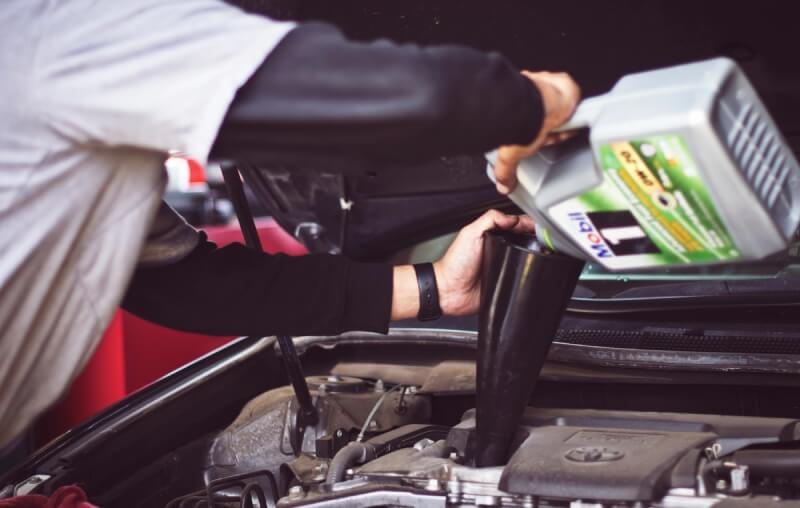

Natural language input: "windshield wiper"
[569,277,800,313]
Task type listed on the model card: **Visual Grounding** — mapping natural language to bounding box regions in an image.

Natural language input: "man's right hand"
[493,71,581,194]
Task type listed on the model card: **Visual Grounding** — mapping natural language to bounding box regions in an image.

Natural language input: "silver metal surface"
[280,486,446,508]
[564,446,625,463]
[356,461,535,508]
[568,501,605,508]
[414,438,436,451]
[289,330,478,355]
[657,492,720,508]
[0,485,13,499]
[14,475,51,496]
[282,458,792,508]
[306,376,370,393]
[730,465,750,493]
[440,465,531,507]
[293,222,323,240]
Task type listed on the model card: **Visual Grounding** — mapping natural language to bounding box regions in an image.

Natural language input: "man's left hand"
[391,210,535,320]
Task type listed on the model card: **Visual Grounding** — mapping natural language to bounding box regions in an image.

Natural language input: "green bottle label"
[549,134,740,270]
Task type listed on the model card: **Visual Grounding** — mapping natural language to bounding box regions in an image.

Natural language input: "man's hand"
[493,71,581,194]
[390,210,535,320]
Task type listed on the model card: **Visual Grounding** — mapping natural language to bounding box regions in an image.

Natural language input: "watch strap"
[413,263,442,321]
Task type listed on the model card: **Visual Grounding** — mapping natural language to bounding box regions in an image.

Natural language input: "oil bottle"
[489,58,800,270]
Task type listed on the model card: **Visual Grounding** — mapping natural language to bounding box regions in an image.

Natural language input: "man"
[0,0,579,448]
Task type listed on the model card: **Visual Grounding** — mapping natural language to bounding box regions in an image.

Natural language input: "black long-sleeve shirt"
[211,22,543,161]
[123,232,392,336]
[122,22,543,336]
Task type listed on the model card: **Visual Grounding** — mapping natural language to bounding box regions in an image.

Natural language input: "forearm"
[390,265,418,321]
[210,22,543,161]
[122,234,394,336]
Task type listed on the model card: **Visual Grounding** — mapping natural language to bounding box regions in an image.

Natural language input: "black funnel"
[475,232,584,467]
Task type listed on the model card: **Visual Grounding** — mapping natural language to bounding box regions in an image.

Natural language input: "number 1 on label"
[600,225,648,246]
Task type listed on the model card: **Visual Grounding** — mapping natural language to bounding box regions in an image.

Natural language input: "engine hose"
[732,449,800,477]
[325,442,376,484]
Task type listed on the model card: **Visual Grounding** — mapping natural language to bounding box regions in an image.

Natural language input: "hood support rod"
[221,163,318,456]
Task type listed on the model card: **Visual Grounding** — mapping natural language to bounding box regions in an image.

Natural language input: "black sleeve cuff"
[515,74,546,146]
[340,261,394,334]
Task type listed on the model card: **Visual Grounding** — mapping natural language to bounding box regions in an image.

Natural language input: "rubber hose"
[732,449,800,476]
[326,442,371,484]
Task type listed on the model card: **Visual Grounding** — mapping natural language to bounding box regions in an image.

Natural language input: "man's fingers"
[544,130,578,146]
[471,210,536,236]
[510,214,536,234]
[480,209,519,232]
[493,149,521,194]
[466,209,514,235]
[493,70,580,196]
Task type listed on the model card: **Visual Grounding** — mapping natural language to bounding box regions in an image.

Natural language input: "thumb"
[473,209,520,234]
[493,148,525,194]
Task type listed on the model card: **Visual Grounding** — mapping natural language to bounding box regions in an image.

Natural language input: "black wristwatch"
[413,263,442,321]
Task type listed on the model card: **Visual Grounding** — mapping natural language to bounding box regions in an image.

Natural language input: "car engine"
[186,373,800,508]
[169,233,800,508]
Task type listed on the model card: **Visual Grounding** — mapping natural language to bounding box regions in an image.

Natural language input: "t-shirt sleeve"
[39,0,296,164]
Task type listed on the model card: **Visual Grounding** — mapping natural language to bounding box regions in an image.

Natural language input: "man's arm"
[123,232,394,336]
[210,22,545,161]
[123,21,575,336]
[122,209,533,336]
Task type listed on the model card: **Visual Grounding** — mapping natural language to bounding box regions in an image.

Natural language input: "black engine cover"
[448,407,800,502]
[501,425,713,501]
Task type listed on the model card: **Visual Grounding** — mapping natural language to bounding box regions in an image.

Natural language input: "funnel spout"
[475,232,584,467]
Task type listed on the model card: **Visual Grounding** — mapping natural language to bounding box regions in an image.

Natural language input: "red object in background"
[37,314,127,444]
[186,158,206,186]
[38,218,307,444]
[0,485,97,508]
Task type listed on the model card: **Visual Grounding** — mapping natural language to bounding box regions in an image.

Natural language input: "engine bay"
[171,234,800,508]
[182,373,800,508]
[7,328,800,507]
[8,237,800,507]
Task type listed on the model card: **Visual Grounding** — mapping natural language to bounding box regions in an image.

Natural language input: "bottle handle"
[551,94,607,133]
[485,94,608,200]
[484,150,544,213]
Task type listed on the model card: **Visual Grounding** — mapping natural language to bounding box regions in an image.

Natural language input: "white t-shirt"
[0,0,295,446]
